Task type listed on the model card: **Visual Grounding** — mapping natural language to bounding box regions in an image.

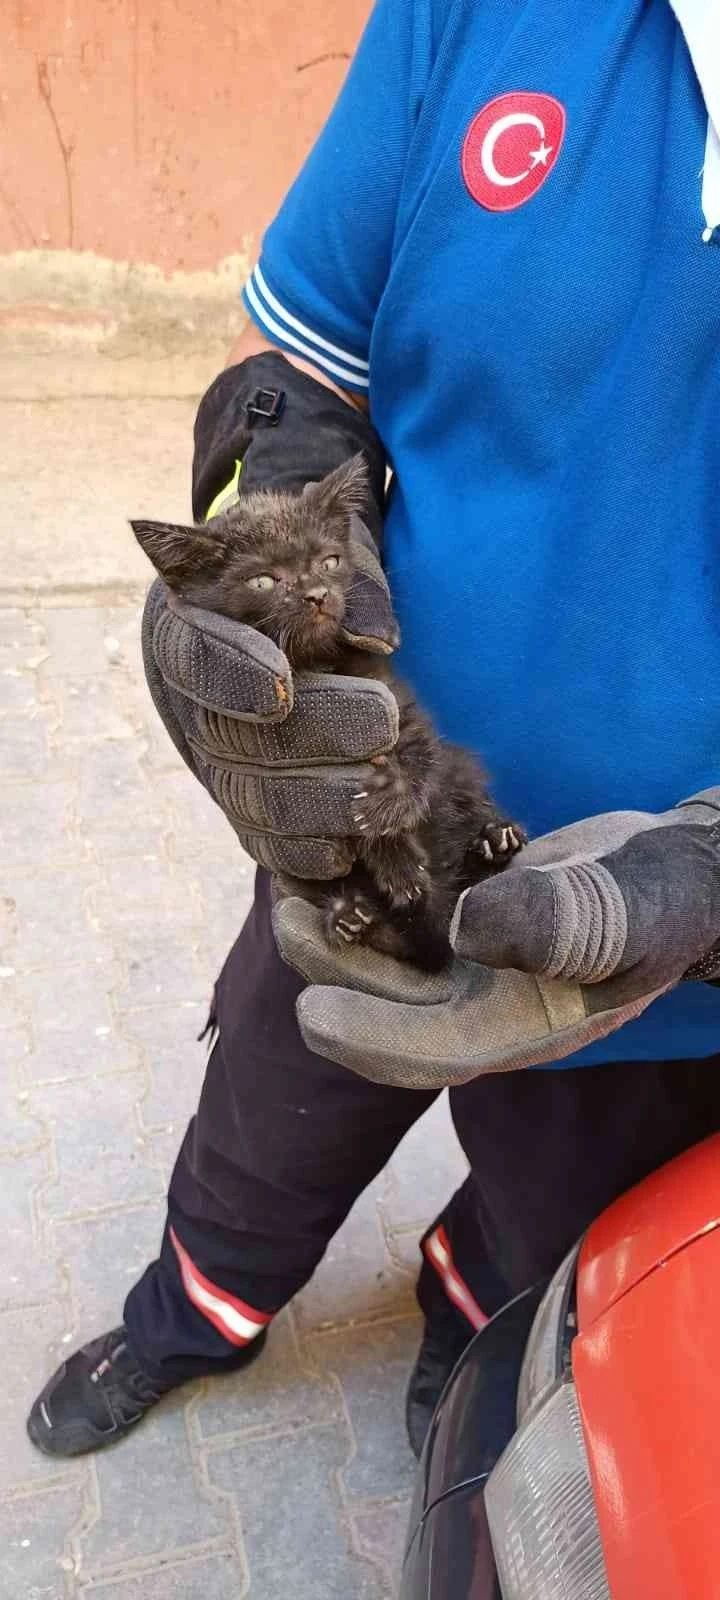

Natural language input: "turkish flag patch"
[462,91,566,212]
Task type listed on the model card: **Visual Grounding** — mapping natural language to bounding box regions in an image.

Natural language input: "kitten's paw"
[352,756,427,840]
[477,820,527,867]
[366,838,429,909]
[325,889,378,948]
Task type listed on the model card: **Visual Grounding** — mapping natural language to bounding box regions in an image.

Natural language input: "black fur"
[132,457,525,969]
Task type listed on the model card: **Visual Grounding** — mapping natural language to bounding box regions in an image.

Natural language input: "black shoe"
[406,1319,472,1460]
[27,1324,267,1457]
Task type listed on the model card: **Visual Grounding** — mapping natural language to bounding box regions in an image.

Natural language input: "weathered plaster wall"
[0,0,370,393]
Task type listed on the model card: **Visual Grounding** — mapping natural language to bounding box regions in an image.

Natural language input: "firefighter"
[28,0,720,1462]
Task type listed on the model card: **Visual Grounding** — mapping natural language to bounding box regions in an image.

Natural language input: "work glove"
[141,352,401,879]
[273,790,720,1088]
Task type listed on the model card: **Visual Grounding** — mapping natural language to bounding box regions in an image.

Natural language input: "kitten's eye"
[321,555,340,572]
[246,574,276,592]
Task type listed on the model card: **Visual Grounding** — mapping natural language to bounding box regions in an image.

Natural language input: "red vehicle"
[402,1133,720,1599]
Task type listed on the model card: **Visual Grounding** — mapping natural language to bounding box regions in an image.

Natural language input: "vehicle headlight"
[485,1379,610,1600]
[516,1242,580,1424]
[485,1241,610,1599]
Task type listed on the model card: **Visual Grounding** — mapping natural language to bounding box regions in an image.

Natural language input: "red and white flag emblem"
[462,91,566,212]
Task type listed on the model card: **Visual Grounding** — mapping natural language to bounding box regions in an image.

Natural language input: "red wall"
[1,0,370,271]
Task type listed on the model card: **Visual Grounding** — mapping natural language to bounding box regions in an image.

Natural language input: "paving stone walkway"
[0,597,468,1598]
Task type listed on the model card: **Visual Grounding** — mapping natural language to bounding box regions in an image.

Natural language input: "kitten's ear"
[308,453,370,523]
[130,519,227,590]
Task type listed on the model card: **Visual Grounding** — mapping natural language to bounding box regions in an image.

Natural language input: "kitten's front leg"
[359,833,428,908]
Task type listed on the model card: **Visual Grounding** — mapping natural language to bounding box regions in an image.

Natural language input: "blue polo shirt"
[243,0,720,1065]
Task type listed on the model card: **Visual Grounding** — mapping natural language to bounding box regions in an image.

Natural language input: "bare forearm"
[225,322,369,415]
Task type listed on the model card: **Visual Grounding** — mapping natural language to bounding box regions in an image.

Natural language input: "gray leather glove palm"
[142,351,400,878]
[273,790,720,1087]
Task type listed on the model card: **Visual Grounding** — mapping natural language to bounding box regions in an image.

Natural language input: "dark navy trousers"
[125,871,720,1381]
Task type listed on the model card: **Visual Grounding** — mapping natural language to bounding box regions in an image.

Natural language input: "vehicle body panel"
[403,1134,720,1600]
[577,1131,720,1329]
[574,1223,720,1600]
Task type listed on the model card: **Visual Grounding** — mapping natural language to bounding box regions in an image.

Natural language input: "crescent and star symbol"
[462,92,566,212]
[480,113,552,188]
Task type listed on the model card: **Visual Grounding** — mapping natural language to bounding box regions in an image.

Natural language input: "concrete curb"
[0,249,250,398]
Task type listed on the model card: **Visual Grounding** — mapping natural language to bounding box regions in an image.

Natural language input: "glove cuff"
[191,351,387,544]
[679,805,720,982]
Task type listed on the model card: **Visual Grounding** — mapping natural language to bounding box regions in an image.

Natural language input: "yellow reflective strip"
[205,458,243,522]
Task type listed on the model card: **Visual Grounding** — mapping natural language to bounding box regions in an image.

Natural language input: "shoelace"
[90,1335,165,1425]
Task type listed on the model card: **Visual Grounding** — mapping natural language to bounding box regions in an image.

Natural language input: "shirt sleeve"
[242,0,433,393]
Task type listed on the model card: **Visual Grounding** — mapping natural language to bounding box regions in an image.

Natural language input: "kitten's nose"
[303,585,329,606]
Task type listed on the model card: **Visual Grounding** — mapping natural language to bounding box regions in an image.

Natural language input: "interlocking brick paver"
[384,1093,467,1233]
[162,769,243,863]
[2,1149,60,1306]
[81,1401,232,1575]
[38,1072,163,1218]
[81,1550,245,1599]
[0,667,42,712]
[46,677,141,748]
[308,1318,421,1504]
[14,960,118,1049]
[3,865,114,974]
[0,1301,78,1493]
[294,1178,416,1332]
[0,608,46,661]
[121,1000,211,1131]
[51,1202,166,1334]
[352,1499,414,1598]
[0,1070,47,1158]
[208,1425,386,1600]
[0,581,466,1598]
[76,737,171,859]
[196,1307,341,1440]
[41,608,115,679]
[0,779,80,868]
[2,711,54,780]
[0,1483,86,1600]
[185,861,255,972]
[0,1018,30,1076]
[90,855,204,931]
[118,929,207,1007]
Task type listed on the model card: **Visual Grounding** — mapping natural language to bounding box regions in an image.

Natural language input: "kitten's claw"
[478,820,528,868]
[325,890,378,949]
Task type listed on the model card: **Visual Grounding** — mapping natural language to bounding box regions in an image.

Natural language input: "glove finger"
[456,858,634,985]
[235,834,356,880]
[190,671,399,768]
[295,970,659,1089]
[199,762,379,843]
[273,897,457,1001]
[454,870,557,971]
[151,586,293,721]
[342,533,400,655]
[142,583,203,780]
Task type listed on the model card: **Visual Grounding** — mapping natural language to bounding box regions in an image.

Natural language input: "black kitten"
[132,457,526,969]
